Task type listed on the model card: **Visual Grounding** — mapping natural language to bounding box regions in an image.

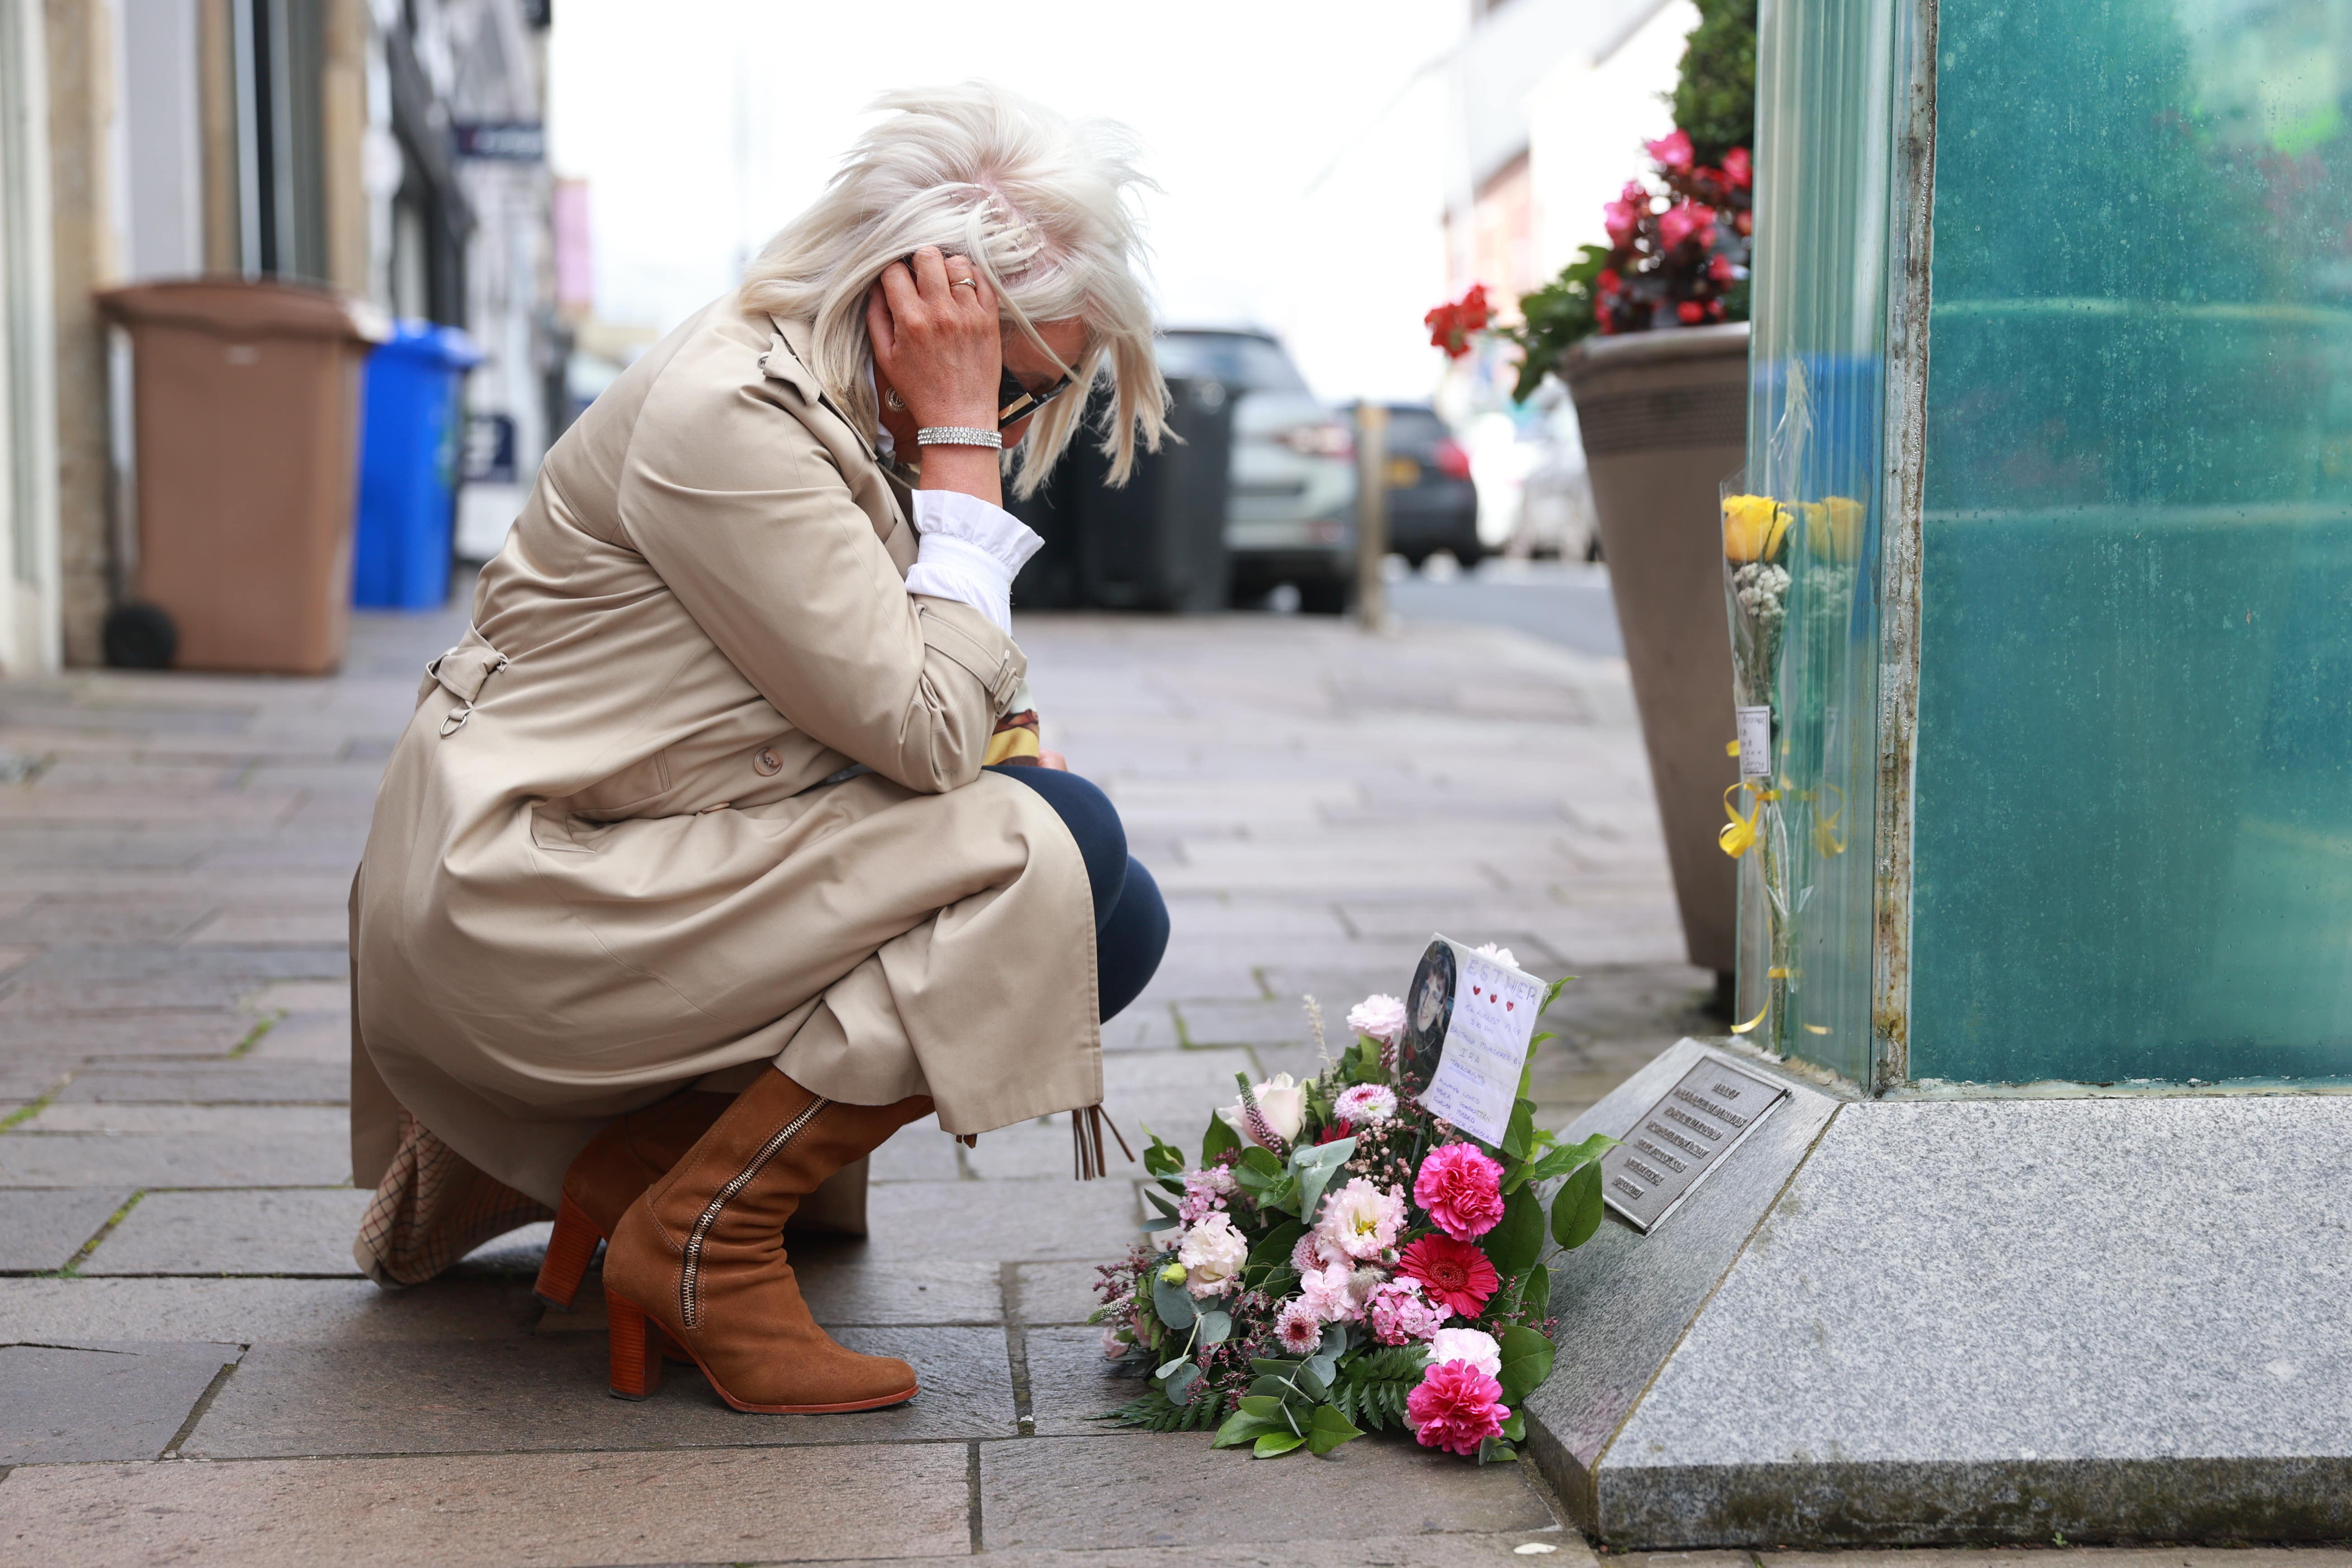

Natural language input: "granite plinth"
[1522,1038,2352,1547]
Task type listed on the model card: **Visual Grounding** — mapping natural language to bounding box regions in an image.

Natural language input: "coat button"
[753,747,782,777]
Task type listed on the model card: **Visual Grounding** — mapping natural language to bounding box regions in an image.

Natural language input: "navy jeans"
[987,765,1168,1021]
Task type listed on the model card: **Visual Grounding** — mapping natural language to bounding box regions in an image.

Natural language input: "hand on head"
[868,247,1001,434]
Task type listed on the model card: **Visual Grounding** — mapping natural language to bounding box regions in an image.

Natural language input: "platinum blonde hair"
[742,82,1169,497]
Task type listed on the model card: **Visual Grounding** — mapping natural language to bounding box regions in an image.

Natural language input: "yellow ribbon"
[1718,781,1778,858]
[1729,967,1793,1034]
[1813,781,1847,857]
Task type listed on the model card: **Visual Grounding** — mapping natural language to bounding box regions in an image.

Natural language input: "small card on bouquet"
[1401,934,1546,1146]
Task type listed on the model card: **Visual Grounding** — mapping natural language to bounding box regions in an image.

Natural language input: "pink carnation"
[1291,1229,1337,1275]
[1407,1359,1511,1456]
[1346,993,1407,1043]
[1298,1260,1366,1324]
[1367,1277,1451,1345]
[1414,1142,1507,1241]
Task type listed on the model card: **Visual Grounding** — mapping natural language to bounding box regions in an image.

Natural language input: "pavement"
[0,601,1748,1563]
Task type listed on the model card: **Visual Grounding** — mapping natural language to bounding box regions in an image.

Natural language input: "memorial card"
[1402,934,1545,1146]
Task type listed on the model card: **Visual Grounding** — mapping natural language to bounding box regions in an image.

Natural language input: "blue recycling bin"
[352,321,480,608]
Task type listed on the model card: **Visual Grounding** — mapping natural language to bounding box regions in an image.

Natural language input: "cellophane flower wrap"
[1094,978,1617,1463]
[1719,475,1795,1042]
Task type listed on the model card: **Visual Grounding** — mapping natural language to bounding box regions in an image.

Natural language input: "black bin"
[1012,374,1233,612]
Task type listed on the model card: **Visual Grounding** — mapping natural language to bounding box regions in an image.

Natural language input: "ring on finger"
[951,277,978,289]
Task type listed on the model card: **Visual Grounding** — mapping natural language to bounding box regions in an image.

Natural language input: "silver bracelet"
[915,425,1002,449]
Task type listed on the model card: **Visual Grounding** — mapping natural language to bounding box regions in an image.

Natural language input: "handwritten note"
[1414,935,1545,1146]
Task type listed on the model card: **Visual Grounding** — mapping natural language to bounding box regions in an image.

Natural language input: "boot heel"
[606,1289,664,1400]
[534,1195,602,1310]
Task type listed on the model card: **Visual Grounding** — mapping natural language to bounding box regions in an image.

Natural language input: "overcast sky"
[547,0,1477,402]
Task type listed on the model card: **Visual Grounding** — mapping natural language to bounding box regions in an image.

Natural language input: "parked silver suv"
[1156,329,1356,613]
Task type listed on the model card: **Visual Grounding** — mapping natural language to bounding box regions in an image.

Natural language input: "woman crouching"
[346,83,1170,1413]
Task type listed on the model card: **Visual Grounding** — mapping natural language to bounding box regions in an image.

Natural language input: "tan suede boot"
[601,1067,934,1412]
[533,1090,731,1309]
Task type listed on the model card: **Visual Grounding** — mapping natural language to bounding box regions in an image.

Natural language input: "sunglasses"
[998,367,1073,429]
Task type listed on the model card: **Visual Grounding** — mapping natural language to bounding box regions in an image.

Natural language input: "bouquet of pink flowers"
[1094,968,1616,1463]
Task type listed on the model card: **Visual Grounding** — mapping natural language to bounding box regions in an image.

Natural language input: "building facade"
[0,0,553,672]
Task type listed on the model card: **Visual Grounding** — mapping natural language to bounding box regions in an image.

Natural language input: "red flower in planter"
[1724,147,1753,189]
[1678,300,1706,325]
[1423,284,1494,360]
[1646,128,1695,171]
[1658,201,1717,252]
[1398,1234,1499,1317]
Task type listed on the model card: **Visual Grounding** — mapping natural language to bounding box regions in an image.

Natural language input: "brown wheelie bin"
[97,279,387,674]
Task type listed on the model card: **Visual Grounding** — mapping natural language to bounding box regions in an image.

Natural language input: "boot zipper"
[680,1095,831,1329]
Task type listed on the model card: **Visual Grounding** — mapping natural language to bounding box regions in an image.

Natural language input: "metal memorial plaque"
[1599,1054,1789,1233]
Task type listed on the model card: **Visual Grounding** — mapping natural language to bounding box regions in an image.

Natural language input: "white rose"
[1176,1211,1247,1298]
[1428,1326,1503,1377]
[1215,1072,1307,1148]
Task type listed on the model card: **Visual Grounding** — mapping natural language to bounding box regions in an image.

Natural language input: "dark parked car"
[1351,402,1480,568]
[1157,328,1356,613]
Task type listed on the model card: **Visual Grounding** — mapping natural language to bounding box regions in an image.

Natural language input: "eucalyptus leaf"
[1165,1361,1204,1405]
[1196,1310,1234,1348]
[1551,1159,1605,1251]
[1156,1355,1190,1379]
[1288,1137,1358,1227]
[1480,1184,1546,1278]
[1249,1359,1301,1379]
[1152,1275,1199,1330]
[1141,1215,1180,1232]
[1253,1431,1307,1458]
[1237,1393,1285,1420]
[1248,1374,1295,1401]
[1143,1187,1180,1218]
[1495,1324,1556,1406]
[1319,1323,1348,1358]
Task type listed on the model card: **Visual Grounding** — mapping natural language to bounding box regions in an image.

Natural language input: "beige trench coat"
[349,293,1100,1207]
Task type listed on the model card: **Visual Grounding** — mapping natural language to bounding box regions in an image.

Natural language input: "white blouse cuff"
[903,489,1044,635]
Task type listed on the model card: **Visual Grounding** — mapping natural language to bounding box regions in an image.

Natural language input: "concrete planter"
[1561,322,1748,981]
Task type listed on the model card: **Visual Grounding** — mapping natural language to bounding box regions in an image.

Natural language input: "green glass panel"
[1914,0,2352,1082]
[1740,0,1902,1083]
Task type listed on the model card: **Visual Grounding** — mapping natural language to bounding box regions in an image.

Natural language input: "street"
[1388,559,1624,660]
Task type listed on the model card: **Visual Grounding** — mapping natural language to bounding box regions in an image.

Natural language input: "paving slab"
[0,1129,347,1187]
[824,1531,1596,1568]
[859,1178,1144,1262]
[0,1276,545,1344]
[1013,1260,1110,1326]
[980,1431,1562,1551]
[0,1186,133,1270]
[53,1060,348,1103]
[868,1123,966,1181]
[185,1326,1015,1456]
[537,1257,1005,1331]
[0,1340,239,1463]
[0,1444,974,1566]
[1023,1323,1139,1434]
[80,1188,370,1277]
